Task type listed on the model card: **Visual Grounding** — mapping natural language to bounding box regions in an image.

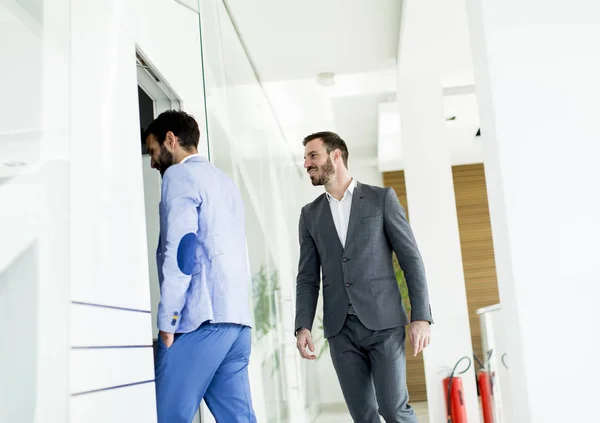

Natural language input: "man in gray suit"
[295,132,433,422]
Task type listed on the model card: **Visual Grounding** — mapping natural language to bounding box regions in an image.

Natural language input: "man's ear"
[333,148,342,163]
[164,131,177,152]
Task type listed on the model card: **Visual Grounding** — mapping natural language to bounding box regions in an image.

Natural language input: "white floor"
[315,402,429,423]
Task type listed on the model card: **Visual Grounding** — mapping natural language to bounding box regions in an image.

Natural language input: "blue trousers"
[155,322,257,423]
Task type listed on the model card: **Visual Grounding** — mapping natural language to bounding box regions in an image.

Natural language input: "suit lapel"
[319,195,344,251]
[344,182,364,251]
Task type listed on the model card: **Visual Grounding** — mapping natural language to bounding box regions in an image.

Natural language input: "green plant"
[252,264,280,338]
[251,264,288,381]
[393,256,412,314]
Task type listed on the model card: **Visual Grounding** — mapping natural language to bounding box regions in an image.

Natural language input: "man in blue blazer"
[144,110,256,423]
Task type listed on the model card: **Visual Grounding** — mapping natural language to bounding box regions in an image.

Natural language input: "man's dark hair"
[303,131,349,168]
[143,110,200,152]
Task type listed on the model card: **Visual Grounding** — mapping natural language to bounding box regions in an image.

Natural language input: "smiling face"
[303,138,335,186]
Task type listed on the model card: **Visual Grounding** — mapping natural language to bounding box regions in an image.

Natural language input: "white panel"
[466,0,600,421]
[70,0,152,311]
[0,175,38,274]
[173,0,199,13]
[70,347,154,395]
[0,243,38,423]
[142,155,161,340]
[70,303,153,347]
[129,0,209,157]
[70,382,157,423]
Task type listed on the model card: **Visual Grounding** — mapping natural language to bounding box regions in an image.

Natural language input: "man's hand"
[295,328,317,360]
[409,320,431,357]
[160,330,174,349]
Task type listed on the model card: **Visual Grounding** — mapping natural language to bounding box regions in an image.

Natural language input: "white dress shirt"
[325,178,357,248]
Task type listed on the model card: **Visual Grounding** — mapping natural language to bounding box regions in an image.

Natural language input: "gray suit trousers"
[328,315,417,423]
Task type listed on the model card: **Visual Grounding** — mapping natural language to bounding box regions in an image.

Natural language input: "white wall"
[352,163,383,187]
[68,0,208,421]
[466,1,600,421]
[0,1,71,421]
[142,155,161,340]
[0,243,39,423]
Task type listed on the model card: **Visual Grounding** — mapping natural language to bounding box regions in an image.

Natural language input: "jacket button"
[345,282,350,287]
[342,257,349,263]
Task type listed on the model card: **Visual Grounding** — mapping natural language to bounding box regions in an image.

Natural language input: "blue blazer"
[156,155,252,333]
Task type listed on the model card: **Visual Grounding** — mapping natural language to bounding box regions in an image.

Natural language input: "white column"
[397,2,479,423]
[466,1,600,422]
[35,0,71,421]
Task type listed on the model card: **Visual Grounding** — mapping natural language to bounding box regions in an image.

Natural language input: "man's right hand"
[295,328,317,360]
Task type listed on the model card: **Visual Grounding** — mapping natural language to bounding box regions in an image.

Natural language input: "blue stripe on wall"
[71,345,153,350]
[71,301,151,314]
[71,379,155,397]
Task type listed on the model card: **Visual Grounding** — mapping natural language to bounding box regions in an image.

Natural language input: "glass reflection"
[198,0,312,420]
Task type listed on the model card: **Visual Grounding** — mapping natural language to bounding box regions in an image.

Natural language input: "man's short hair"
[303,131,349,168]
[143,110,200,152]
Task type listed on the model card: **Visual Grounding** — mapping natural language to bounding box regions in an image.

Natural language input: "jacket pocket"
[361,214,383,222]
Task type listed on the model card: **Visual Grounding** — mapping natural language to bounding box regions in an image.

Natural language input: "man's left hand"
[409,320,431,357]
[160,330,174,349]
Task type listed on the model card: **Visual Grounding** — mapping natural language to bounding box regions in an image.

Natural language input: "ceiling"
[225,0,482,173]
[1,0,481,181]
[225,0,402,82]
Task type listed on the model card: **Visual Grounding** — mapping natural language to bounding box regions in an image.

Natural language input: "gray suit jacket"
[295,182,433,339]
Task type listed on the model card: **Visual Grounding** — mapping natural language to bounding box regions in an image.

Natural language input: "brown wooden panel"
[453,164,500,363]
[382,171,426,402]
[382,164,500,402]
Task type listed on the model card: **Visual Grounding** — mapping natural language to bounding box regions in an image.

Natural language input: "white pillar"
[397,2,479,423]
[35,1,71,421]
[466,1,600,422]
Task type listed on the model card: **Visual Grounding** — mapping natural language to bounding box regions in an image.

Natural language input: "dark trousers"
[328,315,418,423]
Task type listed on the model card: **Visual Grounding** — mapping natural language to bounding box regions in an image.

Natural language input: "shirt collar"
[326,178,357,201]
[180,153,200,164]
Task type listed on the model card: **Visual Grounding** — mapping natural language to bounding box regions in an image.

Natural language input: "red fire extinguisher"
[474,351,495,423]
[478,370,494,423]
[443,356,471,423]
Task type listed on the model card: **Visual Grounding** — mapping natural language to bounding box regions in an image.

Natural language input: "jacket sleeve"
[158,165,201,333]
[294,207,321,334]
[382,187,433,323]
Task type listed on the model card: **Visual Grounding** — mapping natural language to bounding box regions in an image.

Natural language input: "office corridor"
[315,402,430,423]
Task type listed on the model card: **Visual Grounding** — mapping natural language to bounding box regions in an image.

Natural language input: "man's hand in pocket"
[160,330,174,348]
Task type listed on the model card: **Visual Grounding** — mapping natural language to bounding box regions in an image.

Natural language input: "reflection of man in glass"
[294,132,433,422]
[144,110,256,423]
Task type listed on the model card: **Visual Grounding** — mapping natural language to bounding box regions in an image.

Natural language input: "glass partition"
[198,0,313,420]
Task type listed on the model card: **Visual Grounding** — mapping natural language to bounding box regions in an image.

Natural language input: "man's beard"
[157,146,174,177]
[307,157,335,186]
